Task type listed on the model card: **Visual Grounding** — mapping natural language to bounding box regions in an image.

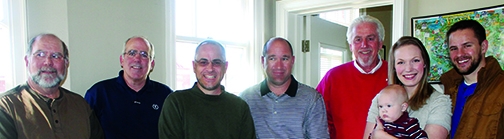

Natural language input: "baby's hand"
[370,116,389,139]
[375,116,383,130]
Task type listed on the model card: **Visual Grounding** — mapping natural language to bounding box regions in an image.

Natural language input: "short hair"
[346,15,385,44]
[388,36,433,110]
[445,20,486,45]
[194,40,227,61]
[27,33,69,60]
[262,37,293,56]
[123,36,155,59]
[379,84,408,103]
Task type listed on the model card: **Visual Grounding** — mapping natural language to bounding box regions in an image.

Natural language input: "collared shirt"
[85,70,172,139]
[354,55,383,74]
[259,75,298,97]
[240,75,329,138]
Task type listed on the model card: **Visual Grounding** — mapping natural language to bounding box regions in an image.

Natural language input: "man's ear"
[481,40,488,54]
[119,55,124,68]
[150,59,155,73]
[24,56,29,67]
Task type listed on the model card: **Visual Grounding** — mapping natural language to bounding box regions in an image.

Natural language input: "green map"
[412,5,504,82]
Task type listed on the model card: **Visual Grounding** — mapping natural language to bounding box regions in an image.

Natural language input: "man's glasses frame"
[123,50,151,59]
[194,59,226,67]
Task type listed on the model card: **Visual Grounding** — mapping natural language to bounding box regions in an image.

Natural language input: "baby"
[373,84,428,139]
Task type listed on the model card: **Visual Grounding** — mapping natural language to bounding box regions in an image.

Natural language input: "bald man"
[85,36,173,139]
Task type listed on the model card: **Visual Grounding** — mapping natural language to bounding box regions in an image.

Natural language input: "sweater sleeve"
[0,109,16,139]
[158,94,184,138]
[239,103,257,139]
[89,110,104,139]
[316,73,335,138]
[407,118,428,139]
[425,91,452,132]
[367,94,379,123]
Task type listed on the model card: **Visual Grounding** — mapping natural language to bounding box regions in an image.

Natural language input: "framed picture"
[411,4,504,83]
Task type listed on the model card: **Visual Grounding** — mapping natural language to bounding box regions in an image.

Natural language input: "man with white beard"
[0,34,104,139]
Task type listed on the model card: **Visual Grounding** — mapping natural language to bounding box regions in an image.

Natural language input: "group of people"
[318,16,504,139]
[0,14,502,139]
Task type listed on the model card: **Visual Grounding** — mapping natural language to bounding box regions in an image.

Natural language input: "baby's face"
[377,92,405,123]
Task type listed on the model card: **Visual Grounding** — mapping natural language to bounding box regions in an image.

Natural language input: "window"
[0,0,12,92]
[319,45,346,81]
[0,0,26,93]
[175,0,254,95]
[319,9,359,27]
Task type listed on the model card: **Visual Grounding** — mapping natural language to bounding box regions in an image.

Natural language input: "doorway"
[291,4,393,87]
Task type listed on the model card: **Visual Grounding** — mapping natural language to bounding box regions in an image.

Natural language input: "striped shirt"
[240,76,329,138]
[378,112,428,139]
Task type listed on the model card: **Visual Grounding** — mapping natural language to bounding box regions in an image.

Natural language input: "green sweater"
[158,84,256,139]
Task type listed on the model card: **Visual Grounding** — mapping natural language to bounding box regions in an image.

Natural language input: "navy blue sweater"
[85,70,172,139]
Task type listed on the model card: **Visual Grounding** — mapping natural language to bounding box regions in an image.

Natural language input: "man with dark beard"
[158,40,256,139]
[440,20,504,139]
[0,34,103,139]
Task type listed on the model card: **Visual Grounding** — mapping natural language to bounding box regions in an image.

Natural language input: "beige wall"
[405,0,503,35]
[366,5,392,60]
[26,0,167,96]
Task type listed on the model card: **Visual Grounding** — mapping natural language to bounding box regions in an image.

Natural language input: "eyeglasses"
[124,50,151,59]
[195,59,225,67]
[32,51,66,61]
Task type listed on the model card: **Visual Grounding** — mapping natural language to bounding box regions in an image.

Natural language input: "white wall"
[405,0,503,35]
[26,0,167,96]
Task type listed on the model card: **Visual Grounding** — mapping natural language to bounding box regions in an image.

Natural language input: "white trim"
[279,0,393,14]
[165,0,176,87]
[275,0,400,84]
[10,0,27,86]
[253,0,265,84]
[392,0,406,42]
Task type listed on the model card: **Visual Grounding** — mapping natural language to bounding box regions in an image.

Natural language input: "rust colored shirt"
[0,84,103,139]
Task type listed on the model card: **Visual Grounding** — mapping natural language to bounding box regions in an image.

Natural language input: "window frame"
[1,0,27,93]
[171,0,260,94]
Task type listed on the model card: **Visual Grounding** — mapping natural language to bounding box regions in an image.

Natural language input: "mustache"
[455,55,472,61]
[38,67,57,74]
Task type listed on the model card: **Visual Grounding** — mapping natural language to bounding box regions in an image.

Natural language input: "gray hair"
[194,40,227,61]
[346,15,385,44]
[123,36,155,60]
[27,34,69,60]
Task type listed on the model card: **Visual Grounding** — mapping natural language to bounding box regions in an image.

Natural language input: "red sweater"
[317,61,388,139]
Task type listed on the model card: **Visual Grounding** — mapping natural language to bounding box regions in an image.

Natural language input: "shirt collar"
[117,70,153,92]
[260,75,298,97]
[353,55,383,74]
[24,83,63,107]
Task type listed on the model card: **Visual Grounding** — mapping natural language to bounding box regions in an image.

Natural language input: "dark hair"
[194,40,227,61]
[27,34,69,60]
[388,36,433,110]
[262,37,293,56]
[445,20,486,45]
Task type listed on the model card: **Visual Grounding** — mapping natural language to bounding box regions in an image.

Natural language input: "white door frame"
[275,0,407,84]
